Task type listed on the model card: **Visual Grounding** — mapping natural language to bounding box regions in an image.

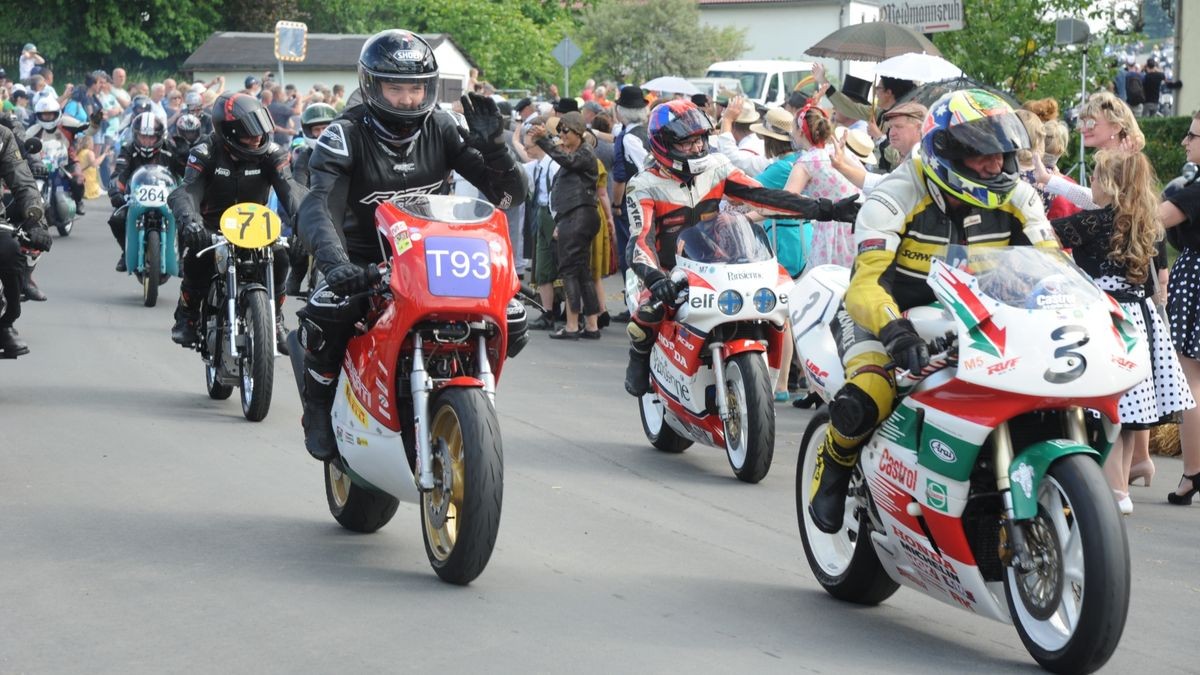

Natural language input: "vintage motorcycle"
[192,202,283,422]
[626,213,792,483]
[287,194,517,585]
[122,165,179,307]
[32,136,76,237]
[792,246,1147,673]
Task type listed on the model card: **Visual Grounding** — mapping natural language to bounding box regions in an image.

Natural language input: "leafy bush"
[1141,115,1191,184]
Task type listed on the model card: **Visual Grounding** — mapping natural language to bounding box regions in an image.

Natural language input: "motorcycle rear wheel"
[723,353,773,483]
[639,389,692,453]
[239,290,274,422]
[325,460,399,533]
[422,387,504,585]
[142,230,160,307]
[1003,454,1129,674]
[796,412,899,605]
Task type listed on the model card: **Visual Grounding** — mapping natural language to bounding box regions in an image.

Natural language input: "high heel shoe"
[1167,473,1200,506]
[1128,459,1156,487]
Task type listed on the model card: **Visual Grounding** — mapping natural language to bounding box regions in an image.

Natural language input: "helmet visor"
[136,133,160,148]
[661,108,712,146]
[229,107,273,140]
[36,111,58,123]
[942,112,1029,159]
[361,71,436,119]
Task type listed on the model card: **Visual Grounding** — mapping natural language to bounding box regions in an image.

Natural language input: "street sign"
[551,37,582,68]
[879,0,964,34]
[274,21,308,62]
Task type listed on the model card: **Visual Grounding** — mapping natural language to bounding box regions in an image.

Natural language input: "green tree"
[932,0,1140,106]
[578,0,747,84]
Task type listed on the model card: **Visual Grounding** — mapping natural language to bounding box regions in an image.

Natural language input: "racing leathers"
[295,103,526,460]
[807,158,1059,533]
[167,133,302,344]
[623,153,859,395]
[0,123,51,356]
[107,140,185,261]
[283,142,314,295]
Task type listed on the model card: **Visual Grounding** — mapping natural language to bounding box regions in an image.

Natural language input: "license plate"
[424,236,492,298]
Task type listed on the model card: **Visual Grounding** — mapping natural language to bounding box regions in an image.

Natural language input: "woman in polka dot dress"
[1052,149,1195,515]
[1159,110,1200,506]
[783,103,860,269]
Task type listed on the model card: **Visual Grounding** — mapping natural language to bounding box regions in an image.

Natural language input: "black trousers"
[0,231,22,329]
[554,205,600,316]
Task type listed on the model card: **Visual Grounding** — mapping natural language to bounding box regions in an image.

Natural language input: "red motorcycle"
[288,194,523,584]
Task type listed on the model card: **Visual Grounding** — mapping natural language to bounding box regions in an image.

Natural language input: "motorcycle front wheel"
[1003,454,1129,674]
[722,352,774,483]
[239,290,274,421]
[142,229,160,307]
[422,387,504,585]
[796,411,899,605]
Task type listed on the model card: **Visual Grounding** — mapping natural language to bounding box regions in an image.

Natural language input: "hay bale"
[1150,423,1182,457]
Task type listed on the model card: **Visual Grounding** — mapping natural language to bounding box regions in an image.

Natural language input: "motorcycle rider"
[107,112,184,271]
[295,29,528,461]
[24,98,85,301]
[623,99,860,396]
[807,89,1060,533]
[167,92,300,351]
[178,92,214,137]
[172,113,203,152]
[283,102,337,296]
[0,122,52,356]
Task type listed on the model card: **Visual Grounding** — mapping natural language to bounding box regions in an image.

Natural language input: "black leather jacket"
[169,133,303,230]
[110,141,186,196]
[298,105,527,271]
[0,124,43,226]
[535,136,597,218]
[291,144,313,187]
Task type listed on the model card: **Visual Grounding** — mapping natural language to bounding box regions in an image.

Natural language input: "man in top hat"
[713,95,766,174]
[610,85,651,317]
[554,97,579,115]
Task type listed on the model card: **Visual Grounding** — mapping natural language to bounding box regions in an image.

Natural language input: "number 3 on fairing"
[1044,324,1088,383]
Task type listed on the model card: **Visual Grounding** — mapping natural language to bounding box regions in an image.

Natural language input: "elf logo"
[689,293,714,309]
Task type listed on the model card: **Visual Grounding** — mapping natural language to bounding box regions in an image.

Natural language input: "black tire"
[239,290,274,422]
[325,461,400,533]
[723,353,774,483]
[1003,454,1129,674]
[796,412,899,605]
[638,390,693,453]
[142,229,160,307]
[422,387,504,585]
[205,352,234,400]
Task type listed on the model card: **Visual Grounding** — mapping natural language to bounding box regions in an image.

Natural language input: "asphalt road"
[1,203,1196,674]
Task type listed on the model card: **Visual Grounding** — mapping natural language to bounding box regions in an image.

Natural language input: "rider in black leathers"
[167,92,303,350]
[295,29,528,461]
[0,123,52,357]
[107,112,185,271]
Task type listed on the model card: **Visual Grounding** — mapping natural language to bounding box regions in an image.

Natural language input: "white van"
[704,60,816,107]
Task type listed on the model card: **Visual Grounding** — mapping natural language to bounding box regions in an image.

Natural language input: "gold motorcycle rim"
[424,404,466,561]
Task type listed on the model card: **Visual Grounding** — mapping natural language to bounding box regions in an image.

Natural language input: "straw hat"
[842,128,878,165]
[749,107,794,142]
[734,104,760,125]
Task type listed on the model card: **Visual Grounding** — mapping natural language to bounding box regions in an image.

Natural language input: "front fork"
[225,251,239,359]
[709,343,733,422]
[995,406,1088,573]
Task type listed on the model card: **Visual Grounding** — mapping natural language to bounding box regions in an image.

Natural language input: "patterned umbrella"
[805,21,942,62]
[895,76,1020,110]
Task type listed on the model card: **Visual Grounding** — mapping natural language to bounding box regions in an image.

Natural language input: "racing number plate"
[219,202,282,249]
[424,236,492,298]
[135,185,168,206]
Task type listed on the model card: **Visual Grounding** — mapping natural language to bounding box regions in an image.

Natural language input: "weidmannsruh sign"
[880,0,964,34]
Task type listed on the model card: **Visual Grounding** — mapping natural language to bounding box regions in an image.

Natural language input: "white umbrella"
[874,53,962,83]
[640,76,700,96]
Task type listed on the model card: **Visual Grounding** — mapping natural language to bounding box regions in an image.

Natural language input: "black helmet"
[212,92,273,159]
[129,95,154,119]
[301,103,337,138]
[131,112,165,159]
[176,113,202,144]
[358,29,438,137]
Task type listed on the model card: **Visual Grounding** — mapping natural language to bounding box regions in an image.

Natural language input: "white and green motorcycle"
[791,246,1148,673]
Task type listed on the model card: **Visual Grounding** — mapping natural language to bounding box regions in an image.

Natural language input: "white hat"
[841,127,878,165]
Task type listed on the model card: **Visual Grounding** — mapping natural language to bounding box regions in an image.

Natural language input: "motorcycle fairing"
[330,376,420,504]
[124,204,179,276]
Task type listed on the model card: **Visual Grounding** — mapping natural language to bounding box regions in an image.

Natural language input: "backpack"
[1125,73,1145,106]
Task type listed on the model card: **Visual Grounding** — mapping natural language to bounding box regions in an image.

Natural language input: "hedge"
[1139,115,1191,184]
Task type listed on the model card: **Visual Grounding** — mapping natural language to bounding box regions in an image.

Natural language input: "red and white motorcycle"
[628,214,793,483]
[791,246,1148,672]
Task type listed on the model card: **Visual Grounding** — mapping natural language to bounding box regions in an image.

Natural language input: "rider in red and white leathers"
[623,100,860,396]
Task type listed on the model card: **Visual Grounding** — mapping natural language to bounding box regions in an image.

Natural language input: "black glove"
[181,222,210,255]
[819,195,861,223]
[649,276,678,306]
[880,318,930,374]
[21,219,52,252]
[325,262,376,295]
[110,192,127,208]
[460,92,505,155]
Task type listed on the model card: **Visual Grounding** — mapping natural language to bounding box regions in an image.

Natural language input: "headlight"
[718,289,743,315]
[752,288,776,313]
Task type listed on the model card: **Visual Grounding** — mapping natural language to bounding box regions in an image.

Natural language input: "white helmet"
[34,97,62,133]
